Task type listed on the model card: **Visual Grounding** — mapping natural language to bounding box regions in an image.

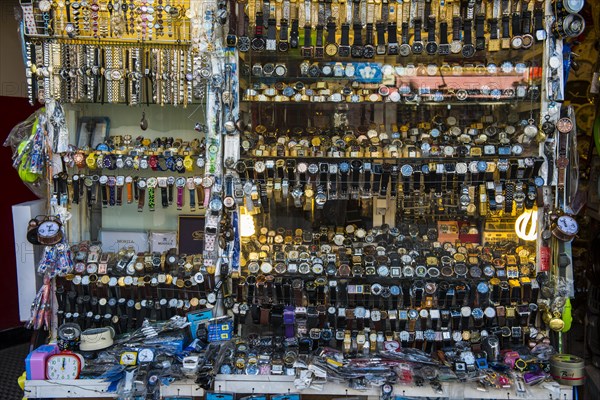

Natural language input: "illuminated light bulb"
[239,213,255,237]
[515,208,538,241]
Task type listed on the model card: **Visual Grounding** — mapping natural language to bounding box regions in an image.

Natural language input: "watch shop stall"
[7,0,600,399]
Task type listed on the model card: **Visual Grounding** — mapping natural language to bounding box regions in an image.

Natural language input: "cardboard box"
[98,230,148,253]
[437,221,460,243]
[149,230,177,253]
[178,215,204,254]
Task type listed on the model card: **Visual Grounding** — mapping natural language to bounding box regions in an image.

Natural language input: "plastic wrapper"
[3,100,69,198]
[3,108,47,197]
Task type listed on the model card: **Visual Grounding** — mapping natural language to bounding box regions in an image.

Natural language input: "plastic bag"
[3,108,47,197]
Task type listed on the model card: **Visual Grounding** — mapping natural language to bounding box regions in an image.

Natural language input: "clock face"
[138,348,155,363]
[38,221,60,238]
[120,352,138,366]
[557,215,579,235]
[47,353,82,380]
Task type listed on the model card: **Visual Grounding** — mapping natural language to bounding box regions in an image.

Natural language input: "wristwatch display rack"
[240,60,542,104]
[227,226,547,360]
[21,0,192,43]
[229,0,548,58]
[23,41,208,105]
[55,242,221,334]
[224,0,557,361]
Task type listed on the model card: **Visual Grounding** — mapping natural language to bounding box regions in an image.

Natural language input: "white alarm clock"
[138,348,155,363]
[37,218,63,245]
[46,351,84,380]
[552,215,579,241]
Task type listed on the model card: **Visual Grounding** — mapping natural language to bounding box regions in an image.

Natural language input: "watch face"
[38,0,52,12]
[456,163,468,174]
[462,44,475,58]
[461,351,475,365]
[563,0,585,13]
[557,117,573,133]
[251,37,266,51]
[511,36,523,49]
[344,65,356,77]
[512,144,524,155]
[351,45,364,58]
[412,42,424,54]
[501,61,514,73]
[534,176,545,186]
[399,43,412,56]
[426,42,438,55]
[354,306,366,318]
[209,197,223,212]
[325,43,338,56]
[450,41,462,54]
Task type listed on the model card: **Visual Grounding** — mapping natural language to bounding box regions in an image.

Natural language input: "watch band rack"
[230,0,548,59]
[23,42,210,105]
[21,0,192,43]
[220,0,577,374]
[14,0,586,394]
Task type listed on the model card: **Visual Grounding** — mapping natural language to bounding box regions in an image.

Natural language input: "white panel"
[23,377,570,399]
[12,200,46,322]
[24,379,204,399]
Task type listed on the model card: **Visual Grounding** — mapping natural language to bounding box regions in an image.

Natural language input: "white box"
[12,200,46,322]
[98,230,148,253]
[149,231,177,253]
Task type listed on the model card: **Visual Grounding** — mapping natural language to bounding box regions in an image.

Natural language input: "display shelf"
[240,156,541,161]
[240,100,522,106]
[238,49,544,64]
[24,379,117,398]
[24,378,205,399]
[25,35,193,47]
[21,374,574,399]
[240,74,532,82]
[213,374,572,400]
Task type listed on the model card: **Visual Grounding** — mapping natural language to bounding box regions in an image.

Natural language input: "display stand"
[24,379,205,398]
[24,376,573,399]
[16,0,587,396]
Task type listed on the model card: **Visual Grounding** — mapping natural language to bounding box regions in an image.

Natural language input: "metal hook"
[140,111,148,131]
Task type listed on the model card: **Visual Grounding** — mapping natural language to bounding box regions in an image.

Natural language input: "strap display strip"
[475,14,486,50]
[279,19,290,51]
[315,24,325,58]
[339,23,351,57]
[400,22,411,56]
[376,21,387,55]
[387,22,399,55]
[438,19,449,54]
[426,16,438,55]
[462,19,475,57]
[412,18,424,54]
